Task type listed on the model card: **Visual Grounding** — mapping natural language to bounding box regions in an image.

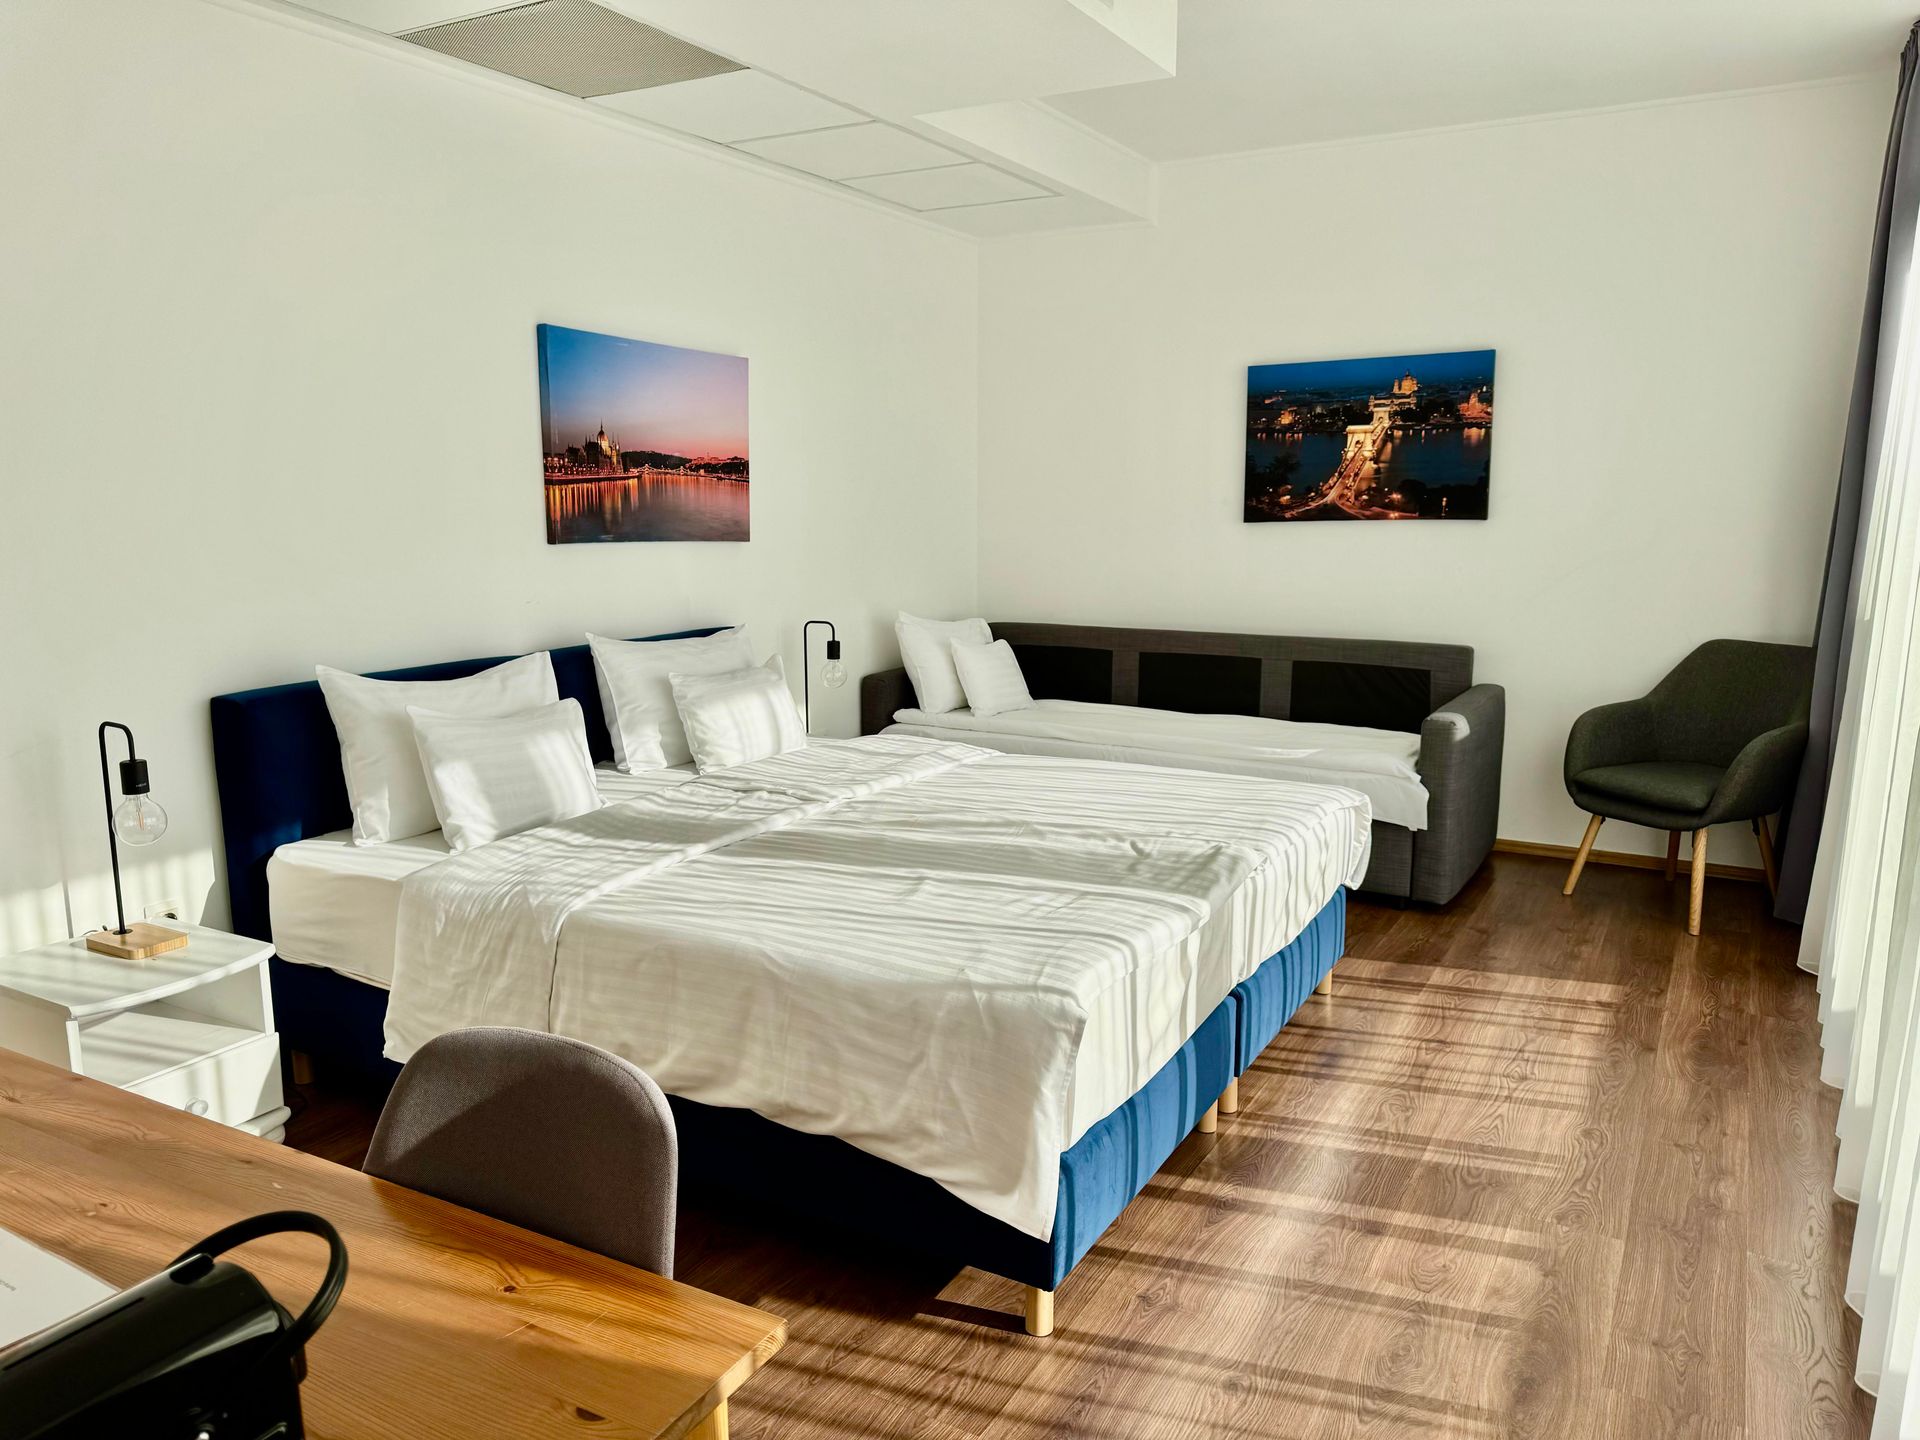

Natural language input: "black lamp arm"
[802,620,839,736]
[97,721,138,936]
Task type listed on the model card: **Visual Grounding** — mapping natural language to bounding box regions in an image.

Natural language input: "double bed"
[211,630,1364,1332]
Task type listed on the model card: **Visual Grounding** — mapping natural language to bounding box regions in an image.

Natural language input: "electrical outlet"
[144,899,184,922]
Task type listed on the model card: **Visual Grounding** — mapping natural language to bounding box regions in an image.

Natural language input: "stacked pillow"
[895,612,990,714]
[896,611,1035,719]
[588,627,755,769]
[949,638,1033,718]
[317,652,560,845]
[408,698,601,854]
[316,626,811,855]
[669,655,806,773]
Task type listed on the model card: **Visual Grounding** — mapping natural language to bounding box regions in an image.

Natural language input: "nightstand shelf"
[0,923,286,1140]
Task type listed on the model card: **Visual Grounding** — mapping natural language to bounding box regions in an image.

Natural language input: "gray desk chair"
[365,1027,678,1277]
[1561,639,1812,935]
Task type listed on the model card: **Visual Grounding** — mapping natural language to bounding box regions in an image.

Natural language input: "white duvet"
[887,698,1428,830]
[384,736,1370,1240]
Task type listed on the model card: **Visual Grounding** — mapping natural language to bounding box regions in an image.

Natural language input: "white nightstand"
[0,922,290,1141]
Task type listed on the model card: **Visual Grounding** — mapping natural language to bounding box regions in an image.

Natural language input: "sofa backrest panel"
[991,623,1474,734]
[1014,643,1116,704]
[1289,659,1436,733]
[1136,651,1263,716]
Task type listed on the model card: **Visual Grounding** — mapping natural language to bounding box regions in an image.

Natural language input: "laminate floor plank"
[287,854,1874,1438]
[1604,917,1755,1426]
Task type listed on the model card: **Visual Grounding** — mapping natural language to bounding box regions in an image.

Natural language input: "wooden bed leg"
[1219,1076,1240,1115]
[1315,971,1333,996]
[1024,1287,1054,1337]
[1564,814,1604,895]
[289,1050,314,1087]
[1197,1101,1219,1135]
[688,1399,728,1440]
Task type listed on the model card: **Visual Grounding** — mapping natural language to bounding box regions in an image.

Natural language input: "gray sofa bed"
[859,622,1504,905]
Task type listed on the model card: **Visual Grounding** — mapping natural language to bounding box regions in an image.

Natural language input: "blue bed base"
[210,632,1347,1294]
[1232,888,1347,1074]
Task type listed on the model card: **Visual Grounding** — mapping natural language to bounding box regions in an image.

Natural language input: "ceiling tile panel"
[733,122,965,181]
[593,69,863,142]
[844,163,1049,211]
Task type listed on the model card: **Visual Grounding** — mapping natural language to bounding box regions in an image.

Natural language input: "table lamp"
[86,721,187,959]
[802,620,846,734]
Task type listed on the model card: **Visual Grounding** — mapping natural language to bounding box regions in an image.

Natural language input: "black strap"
[169,1210,348,1363]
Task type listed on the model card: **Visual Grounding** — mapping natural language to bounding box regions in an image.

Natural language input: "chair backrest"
[1649,639,1815,766]
[365,1027,678,1276]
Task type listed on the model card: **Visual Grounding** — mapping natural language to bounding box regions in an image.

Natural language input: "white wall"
[975,78,1888,862]
[0,0,978,947]
[0,1,1888,951]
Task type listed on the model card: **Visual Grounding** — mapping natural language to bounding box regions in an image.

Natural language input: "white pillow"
[589,628,754,770]
[669,656,806,774]
[951,639,1034,719]
[896,611,991,715]
[316,652,557,844]
[407,699,601,854]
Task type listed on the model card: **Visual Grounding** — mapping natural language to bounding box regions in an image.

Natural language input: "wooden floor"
[288,854,1871,1438]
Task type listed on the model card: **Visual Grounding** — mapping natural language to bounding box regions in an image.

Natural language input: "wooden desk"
[0,1049,783,1439]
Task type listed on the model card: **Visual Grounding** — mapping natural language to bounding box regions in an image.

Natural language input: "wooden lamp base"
[86,923,188,961]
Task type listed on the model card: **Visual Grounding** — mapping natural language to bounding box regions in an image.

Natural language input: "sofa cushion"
[1575,761,1724,815]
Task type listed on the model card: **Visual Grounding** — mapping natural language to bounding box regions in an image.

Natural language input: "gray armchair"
[1562,639,1812,934]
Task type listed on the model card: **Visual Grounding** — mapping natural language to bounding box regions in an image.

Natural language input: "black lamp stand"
[802,619,840,735]
[86,721,186,960]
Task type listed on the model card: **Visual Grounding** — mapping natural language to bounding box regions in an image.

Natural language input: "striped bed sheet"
[886,698,1429,830]
[383,735,1370,1240]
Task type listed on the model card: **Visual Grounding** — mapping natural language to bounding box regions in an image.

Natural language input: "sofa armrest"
[860,668,916,736]
[1563,697,1659,786]
[1410,683,1506,904]
[1703,720,1809,825]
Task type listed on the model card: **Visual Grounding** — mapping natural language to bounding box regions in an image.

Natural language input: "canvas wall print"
[1245,349,1494,522]
[539,323,749,543]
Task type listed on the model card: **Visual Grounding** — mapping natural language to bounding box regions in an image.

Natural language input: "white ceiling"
[277,0,1908,232]
[1052,0,1914,161]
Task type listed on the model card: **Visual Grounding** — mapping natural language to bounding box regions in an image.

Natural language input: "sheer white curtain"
[1801,122,1920,1431]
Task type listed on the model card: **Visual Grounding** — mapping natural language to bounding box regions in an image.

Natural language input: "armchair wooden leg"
[1665,831,1680,882]
[1564,815,1604,895]
[1754,817,1779,900]
[1688,828,1708,936]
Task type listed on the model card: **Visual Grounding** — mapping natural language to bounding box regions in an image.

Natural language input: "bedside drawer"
[77,1000,284,1129]
[124,1030,282,1126]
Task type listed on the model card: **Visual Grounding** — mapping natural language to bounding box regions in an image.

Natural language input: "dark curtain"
[1777,22,1920,922]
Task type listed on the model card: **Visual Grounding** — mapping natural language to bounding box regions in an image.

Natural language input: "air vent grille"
[400,0,742,99]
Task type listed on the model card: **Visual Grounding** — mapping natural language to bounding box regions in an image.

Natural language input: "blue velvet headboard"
[209,628,726,943]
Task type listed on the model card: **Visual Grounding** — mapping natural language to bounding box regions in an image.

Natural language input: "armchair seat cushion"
[1574,761,1724,816]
